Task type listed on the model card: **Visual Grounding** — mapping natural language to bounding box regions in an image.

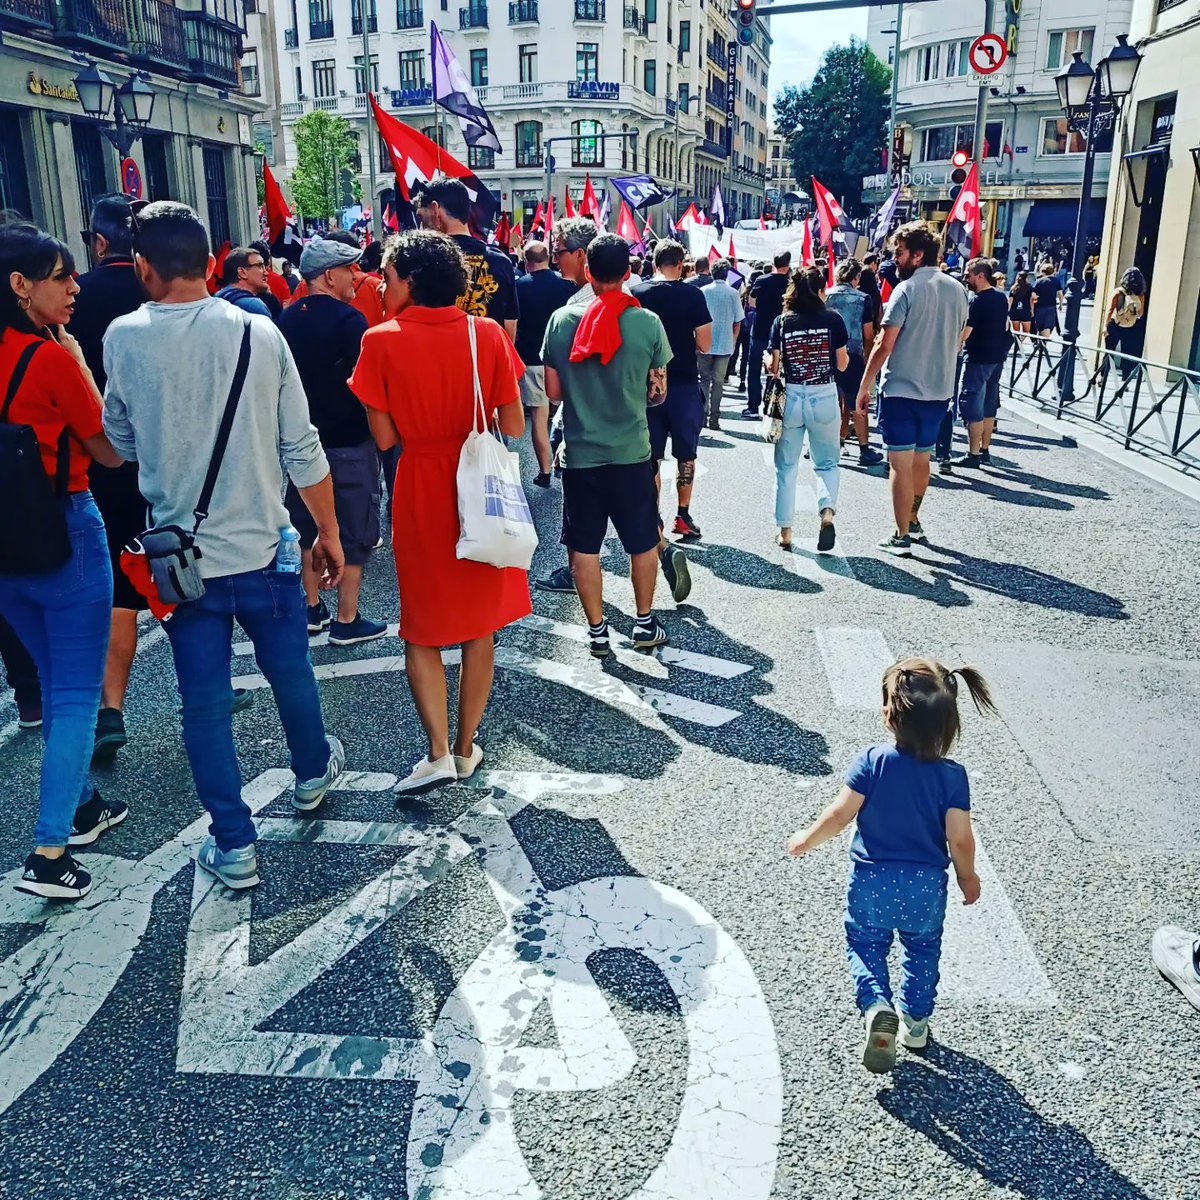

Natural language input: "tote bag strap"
[467,315,487,436]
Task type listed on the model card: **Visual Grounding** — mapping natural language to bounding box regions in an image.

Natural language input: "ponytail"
[947,665,997,717]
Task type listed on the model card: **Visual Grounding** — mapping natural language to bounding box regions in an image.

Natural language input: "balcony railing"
[623,6,645,34]
[309,16,333,36]
[704,86,726,108]
[59,0,129,50]
[700,137,729,158]
[183,11,239,85]
[128,0,187,68]
[396,2,421,26]
[516,146,542,168]
[706,41,726,66]
[458,2,486,27]
[574,0,602,19]
[351,9,376,32]
[284,25,297,45]
[508,0,535,22]
[0,0,52,29]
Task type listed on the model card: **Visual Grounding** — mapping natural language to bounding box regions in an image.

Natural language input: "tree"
[774,38,891,217]
[254,142,267,209]
[289,110,358,220]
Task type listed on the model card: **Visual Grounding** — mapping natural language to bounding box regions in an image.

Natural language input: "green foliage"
[290,110,358,220]
[773,38,891,215]
[254,141,267,209]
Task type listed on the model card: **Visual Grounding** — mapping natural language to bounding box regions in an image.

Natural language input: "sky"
[766,6,869,119]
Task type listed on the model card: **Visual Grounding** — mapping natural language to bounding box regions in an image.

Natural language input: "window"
[241,48,260,95]
[645,0,655,19]
[72,122,108,227]
[515,119,542,166]
[397,0,422,26]
[921,121,1003,161]
[308,0,332,35]
[679,19,689,50]
[644,59,656,95]
[468,145,494,169]
[945,39,969,77]
[470,48,487,87]
[399,49,424,87]
[519,43,537,82]
[914,43,939,82]
[141,133,172,201]
[202,145,230,248]
[576,42,598,81]
[1040,117,1086,155]
[353,54,379,94]
[572,118,602,166]
[621,121,629,168]
[420,125,445,146]
[312,59,336,97]
[1046,27,1094,70]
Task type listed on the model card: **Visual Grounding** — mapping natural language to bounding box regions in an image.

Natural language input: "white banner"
[685,224,809,263]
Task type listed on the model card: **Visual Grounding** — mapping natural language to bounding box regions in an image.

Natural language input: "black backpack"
[0,341,72,575]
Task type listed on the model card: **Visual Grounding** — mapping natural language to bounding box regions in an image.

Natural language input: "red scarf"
[569,291,641,365]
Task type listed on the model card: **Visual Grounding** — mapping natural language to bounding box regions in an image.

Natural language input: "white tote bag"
[455,316,539,570]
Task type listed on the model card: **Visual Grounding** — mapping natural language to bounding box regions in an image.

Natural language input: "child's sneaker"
[898,1010,929,1049]
[862,1002,899,1074]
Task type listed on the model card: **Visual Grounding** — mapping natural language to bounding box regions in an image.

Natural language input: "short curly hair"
[381,230,466,307]
[891,220,938,266]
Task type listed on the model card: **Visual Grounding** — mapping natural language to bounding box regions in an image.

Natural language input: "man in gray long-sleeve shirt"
[102,201,348,890]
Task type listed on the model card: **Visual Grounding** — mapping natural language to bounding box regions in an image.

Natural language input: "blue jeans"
[845,862,948,1020]
[774,382,841,524]
[165,565,330,851]
[0,493,111,846]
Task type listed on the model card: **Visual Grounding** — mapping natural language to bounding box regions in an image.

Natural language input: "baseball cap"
[300,234,363,280]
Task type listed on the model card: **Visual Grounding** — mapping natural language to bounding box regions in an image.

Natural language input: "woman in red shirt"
[351,231,528,796]
[0,221,124,900]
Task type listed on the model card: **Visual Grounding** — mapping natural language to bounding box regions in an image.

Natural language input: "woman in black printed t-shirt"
[766,266,849,553]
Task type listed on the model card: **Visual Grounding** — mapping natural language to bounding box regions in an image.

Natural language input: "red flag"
[758,212,766,232]
[616,199,640,243]
[263,163,291,245]
[944,161,982,258]
[801,217,814,267]
[208,240,232,296]
[678,203,702,231]
[529,200,545,234]
[580,174,600,220]
[494,212,512,251]
[382,202,399,232]
[881,277,893,304]
[727,235,737,268]
[564,189,576,219]
[641,219,654,245]
[545,194,554,234]
[368,93,497,233]
[707,244,721,265]
[810,176,846,249]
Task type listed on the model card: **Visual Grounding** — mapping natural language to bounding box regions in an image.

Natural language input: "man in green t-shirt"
[542,234,685,658]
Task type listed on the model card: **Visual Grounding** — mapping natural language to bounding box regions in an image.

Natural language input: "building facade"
[862,0,1133,266]
[271,0,769,227]
[766,130,800,213]
[0,0,261,264]
[1091,0,1200,369]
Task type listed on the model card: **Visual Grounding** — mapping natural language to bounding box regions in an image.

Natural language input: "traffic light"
[949,149,969,201]
[736,0,756,46]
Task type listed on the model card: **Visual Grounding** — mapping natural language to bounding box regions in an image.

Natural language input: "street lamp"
[74,63,158,157]
[1053,33,1142,403]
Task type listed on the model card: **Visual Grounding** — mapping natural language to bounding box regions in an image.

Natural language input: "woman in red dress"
[351,231,529,795]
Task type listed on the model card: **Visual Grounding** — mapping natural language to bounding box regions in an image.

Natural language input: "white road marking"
[232,645,742,729]
[814,626,893,708]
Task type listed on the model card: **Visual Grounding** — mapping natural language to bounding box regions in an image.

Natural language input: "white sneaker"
[1152,926,1200,1012]
[862,1002,899,1074]
[898,1009,930,1049]
[454,743,484,780]
[394,754,457,796]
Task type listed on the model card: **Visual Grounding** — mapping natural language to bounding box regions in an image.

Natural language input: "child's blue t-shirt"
[845,744,970,870]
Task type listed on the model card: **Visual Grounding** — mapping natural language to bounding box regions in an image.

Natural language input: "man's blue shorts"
[878,395,950,454]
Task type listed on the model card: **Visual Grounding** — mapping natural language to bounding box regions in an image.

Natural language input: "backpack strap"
[0,341,42,424]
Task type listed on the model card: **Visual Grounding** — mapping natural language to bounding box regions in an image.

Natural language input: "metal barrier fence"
[1001,332,1200,469]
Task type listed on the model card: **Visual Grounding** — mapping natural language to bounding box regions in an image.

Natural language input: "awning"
[1022,198,1106,238]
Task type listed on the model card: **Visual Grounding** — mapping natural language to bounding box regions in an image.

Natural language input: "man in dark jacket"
[215,247,276,318]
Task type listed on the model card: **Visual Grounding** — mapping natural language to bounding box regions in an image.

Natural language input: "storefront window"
[202,145,230,247]
[141,134,173,202]
[72,122,109,229]
[0,113,31,218]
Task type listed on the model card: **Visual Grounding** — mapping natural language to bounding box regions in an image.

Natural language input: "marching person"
[1103,267,1147,381]
[824,259,884,467]
[215,246,276,319]
[697,257,743,431]
[744,252,792,419]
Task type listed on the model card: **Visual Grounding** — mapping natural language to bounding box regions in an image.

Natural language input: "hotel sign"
[27,72,80,102]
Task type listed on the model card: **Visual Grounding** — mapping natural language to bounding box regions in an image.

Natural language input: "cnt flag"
[869,183,902,249]
[430,22,502,152]
[529,200,545,234]
[810,176,846,249]
[369,94,498,233]
[944,160,982,258]
[610,174,672,211]
[709,182,725,234]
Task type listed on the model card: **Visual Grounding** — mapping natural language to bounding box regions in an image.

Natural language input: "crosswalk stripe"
[814,626,892,708]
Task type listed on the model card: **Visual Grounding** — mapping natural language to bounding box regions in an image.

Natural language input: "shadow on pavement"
[932,475,1075,512]
[843,557,973,609]
[879,1043,1152,1200]
[987,464,1111,502]
[670,541,822,594]
[918,547,1128,620]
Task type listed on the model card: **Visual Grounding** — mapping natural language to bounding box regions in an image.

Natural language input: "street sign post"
[969,31,1008,76]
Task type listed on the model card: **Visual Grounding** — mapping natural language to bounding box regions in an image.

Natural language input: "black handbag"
[0,341,72,576]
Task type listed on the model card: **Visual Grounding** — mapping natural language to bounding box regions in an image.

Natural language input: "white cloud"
[765,8,869,121]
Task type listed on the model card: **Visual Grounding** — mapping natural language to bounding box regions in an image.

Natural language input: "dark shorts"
[560,460,660,557]
[878,395,949,454]
[959,361,1003,424]
[647,381,704,464]
[89,460,149,611]
[835,353,866,408]
[285,441,381,567]
[1033,305,1057,333]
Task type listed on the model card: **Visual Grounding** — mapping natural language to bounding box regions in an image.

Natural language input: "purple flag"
[430,21,501,152]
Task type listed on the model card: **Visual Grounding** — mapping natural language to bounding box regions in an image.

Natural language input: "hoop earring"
[17,297,31,312]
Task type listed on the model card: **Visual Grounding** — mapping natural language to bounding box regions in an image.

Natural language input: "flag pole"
[359,0,378,240]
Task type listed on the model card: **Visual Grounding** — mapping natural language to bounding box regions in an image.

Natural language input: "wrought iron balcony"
[58,0,129,51]
[700,137,729,158]
[129,0,188,69]
[623,6,645,34]
[508,0,535,22]
[351,9,376,33]
[396,1,421,26]
[0,0,52,30]
[574,0,602,20]
[284,25,297,45]
[706,41,726,66]
[309,16,333,36]
[458,2,485,27]
[183,11,240,86]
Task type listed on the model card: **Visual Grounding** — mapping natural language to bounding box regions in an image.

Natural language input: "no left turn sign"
[969,32,1008,74]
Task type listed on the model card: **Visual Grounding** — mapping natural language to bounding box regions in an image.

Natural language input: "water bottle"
[275,525,302,574]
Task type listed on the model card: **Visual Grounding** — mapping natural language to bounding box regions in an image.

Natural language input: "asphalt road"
[1,379,1196,1200]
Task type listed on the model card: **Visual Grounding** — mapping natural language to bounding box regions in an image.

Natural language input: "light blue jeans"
[773,382,841,526]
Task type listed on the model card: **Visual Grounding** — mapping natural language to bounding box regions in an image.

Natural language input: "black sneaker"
[632,618,669,651]
[878,533,913,558]
[589,631,613,659]
[740,407,759,420]
[980,448,992,465]
[534,565,575,593]
[858,446,885,467]
[92,707,127,761]
[232,687,255,714]
[817,514,836,553]
[937,457,954,475]
[949,452,983,469]
[69,790,129,847]
[15,850,92,900]
[307,600,332,634]
[533,471,552,488]
[658,545,692,603]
